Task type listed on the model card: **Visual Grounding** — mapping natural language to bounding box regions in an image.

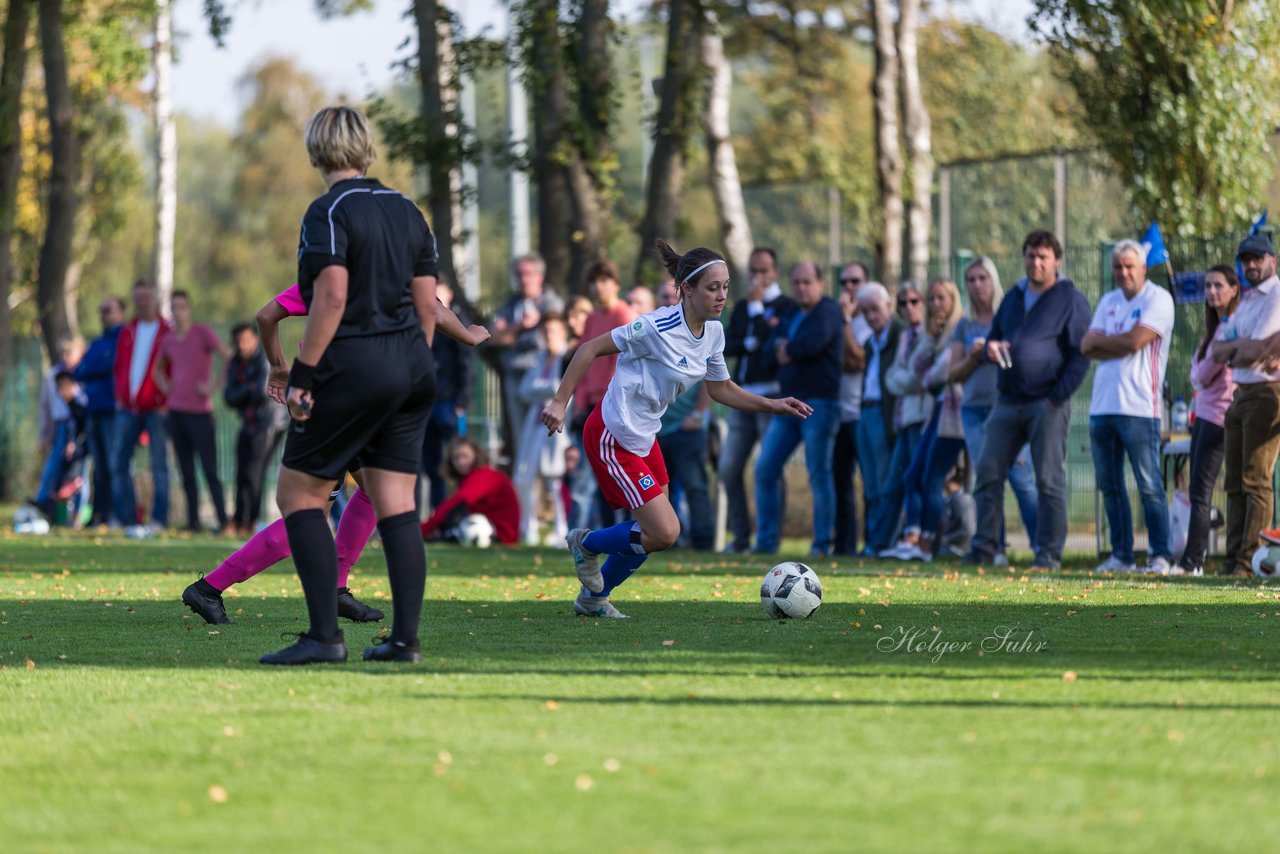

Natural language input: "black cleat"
[260,632,348,665]
[336,587,384,622]
[182,578,233,625]
[362,638,422,663]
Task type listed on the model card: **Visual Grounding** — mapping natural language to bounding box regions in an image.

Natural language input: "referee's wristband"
[288,360,318,391]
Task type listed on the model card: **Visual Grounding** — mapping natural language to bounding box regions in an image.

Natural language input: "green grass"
[3,534,1280,852]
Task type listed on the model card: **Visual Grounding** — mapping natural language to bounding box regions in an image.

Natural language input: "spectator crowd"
[27,229,1280,576]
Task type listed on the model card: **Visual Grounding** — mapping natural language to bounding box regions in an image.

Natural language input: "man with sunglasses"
[719,247,795,553]
[834,262,872,555]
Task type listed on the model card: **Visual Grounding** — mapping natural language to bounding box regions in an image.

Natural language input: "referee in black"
[261,106,438,665]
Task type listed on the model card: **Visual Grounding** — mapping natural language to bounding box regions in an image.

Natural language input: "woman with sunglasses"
[878,282,930,552]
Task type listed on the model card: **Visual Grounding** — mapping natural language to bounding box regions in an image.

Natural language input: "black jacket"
[434,302,475,407]
[723,288,796,389]
[764,297,845,401]
[990,278,1091,405]
[224,349,283,433]
[863,318,903,443]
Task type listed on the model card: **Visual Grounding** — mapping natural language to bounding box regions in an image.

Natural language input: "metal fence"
[0,233,1261,554]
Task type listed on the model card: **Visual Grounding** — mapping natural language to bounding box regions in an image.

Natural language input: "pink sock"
[204,519,291,591]
[335,488,377,588]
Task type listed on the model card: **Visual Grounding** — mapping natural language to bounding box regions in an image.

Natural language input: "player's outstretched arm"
[705,379,812,418]
[434,298,490,347]
[256,297,291,404]
[541,332,620,435]
[288,266,348,421]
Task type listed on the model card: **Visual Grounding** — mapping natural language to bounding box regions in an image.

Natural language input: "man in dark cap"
[1211,233,1280,574]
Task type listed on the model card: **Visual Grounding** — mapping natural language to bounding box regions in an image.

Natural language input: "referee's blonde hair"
[304,106,376,174]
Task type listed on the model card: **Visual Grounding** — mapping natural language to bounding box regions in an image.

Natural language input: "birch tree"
[871,0,903,288]
[898,0,931,283]
[700,9,752,293]
[153,0,176,313]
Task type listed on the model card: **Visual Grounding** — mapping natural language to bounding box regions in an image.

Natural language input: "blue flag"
[1250,209,1269,235]
[1238,210,1268,288]
[1141,221,1168,267]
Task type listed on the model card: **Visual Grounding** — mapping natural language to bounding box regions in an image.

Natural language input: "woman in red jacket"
[421,437,520,545]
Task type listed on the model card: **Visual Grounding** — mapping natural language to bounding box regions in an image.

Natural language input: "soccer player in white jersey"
[541,240,813,617]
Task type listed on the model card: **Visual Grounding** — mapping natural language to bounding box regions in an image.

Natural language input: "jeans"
[832,418,859,554]
[961,405,1038,551]
[971,398,1072,567]
[657,428,714,549]
[902,409,965,539]
[1090,414,1170,563]
[753,397,840,554]
[35,421,73,509]
[856,405,894,552]
[85,411,116,525]
[717,407,782,551]
[421,399,459,512]
[878,421,924,549]
[111,409,170,527]
[169,410,228,530]
[1182,418,1224,570]
[1223,383,1280,573]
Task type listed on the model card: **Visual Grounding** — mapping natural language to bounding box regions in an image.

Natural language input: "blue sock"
[584,521,645,556]
[598,553,648,597]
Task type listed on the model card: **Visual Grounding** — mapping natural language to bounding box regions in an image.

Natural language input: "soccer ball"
[457,513,495,549]
[760,562,822,619]
[1252,546,1280,577]
[13,505,50,535]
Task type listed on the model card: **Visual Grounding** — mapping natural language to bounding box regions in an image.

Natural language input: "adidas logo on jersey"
[677,356,689,367]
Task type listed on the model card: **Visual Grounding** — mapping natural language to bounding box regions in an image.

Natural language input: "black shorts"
[282,329,436,480]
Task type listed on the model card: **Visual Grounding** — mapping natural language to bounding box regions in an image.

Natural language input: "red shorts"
[582,405,668,510]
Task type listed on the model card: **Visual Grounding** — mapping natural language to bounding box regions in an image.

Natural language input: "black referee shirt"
[296,176,439,339]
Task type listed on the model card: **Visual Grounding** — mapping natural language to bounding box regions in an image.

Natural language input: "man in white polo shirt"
[1212,234,1280,575]
[1082,239,1175,574]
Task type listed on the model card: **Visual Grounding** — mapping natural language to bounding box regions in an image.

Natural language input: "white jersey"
[1088,281,1174,419]
[604,304,731,455]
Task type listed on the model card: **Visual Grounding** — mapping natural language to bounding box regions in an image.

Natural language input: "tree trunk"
[871,0,903,289]
[700,11,752,295]
[898,0,931,283]
[153,0,176,314]
[635,0,706,283]
[0,0,33,400]
[564,0,610,295]
[524,0,572,292]
[36,0,79,362]
[415,0,460,290]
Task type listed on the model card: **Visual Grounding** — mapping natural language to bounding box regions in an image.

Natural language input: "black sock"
[378,511,426,646]
[285,508,341,643]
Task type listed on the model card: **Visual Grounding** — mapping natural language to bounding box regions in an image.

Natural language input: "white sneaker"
[897,543,928,562]
[993,553,1010,567]
[565,529,603,593]
[1095,555,1137,573]
[573,591,629,618]
[1145,556,1173,575]
[124,524,152,540]
[877,544,906,559]
[1166,563,1202,577]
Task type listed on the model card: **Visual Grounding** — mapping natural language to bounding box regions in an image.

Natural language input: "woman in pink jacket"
[1176,265,1239,576]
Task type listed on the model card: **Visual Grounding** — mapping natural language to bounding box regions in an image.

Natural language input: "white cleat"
[1145,556,1173,576]
[574,592,629,619]
[566,528,603,593]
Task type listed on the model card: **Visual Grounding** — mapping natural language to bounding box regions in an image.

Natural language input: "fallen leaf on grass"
[25,658,35,670]
[207,785,228,803]
[1062,671,1078,682]
[575,775,594,791]
[661,640,677,647]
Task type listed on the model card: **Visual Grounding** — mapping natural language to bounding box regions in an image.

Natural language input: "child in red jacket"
[421,437,520,545]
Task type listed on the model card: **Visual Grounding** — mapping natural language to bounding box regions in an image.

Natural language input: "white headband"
[681,259,726,284]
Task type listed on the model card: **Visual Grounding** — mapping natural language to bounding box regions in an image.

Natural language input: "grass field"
[3,533,1280,852]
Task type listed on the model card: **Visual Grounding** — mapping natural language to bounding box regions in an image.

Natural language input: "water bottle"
[1171,396,1189,434]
